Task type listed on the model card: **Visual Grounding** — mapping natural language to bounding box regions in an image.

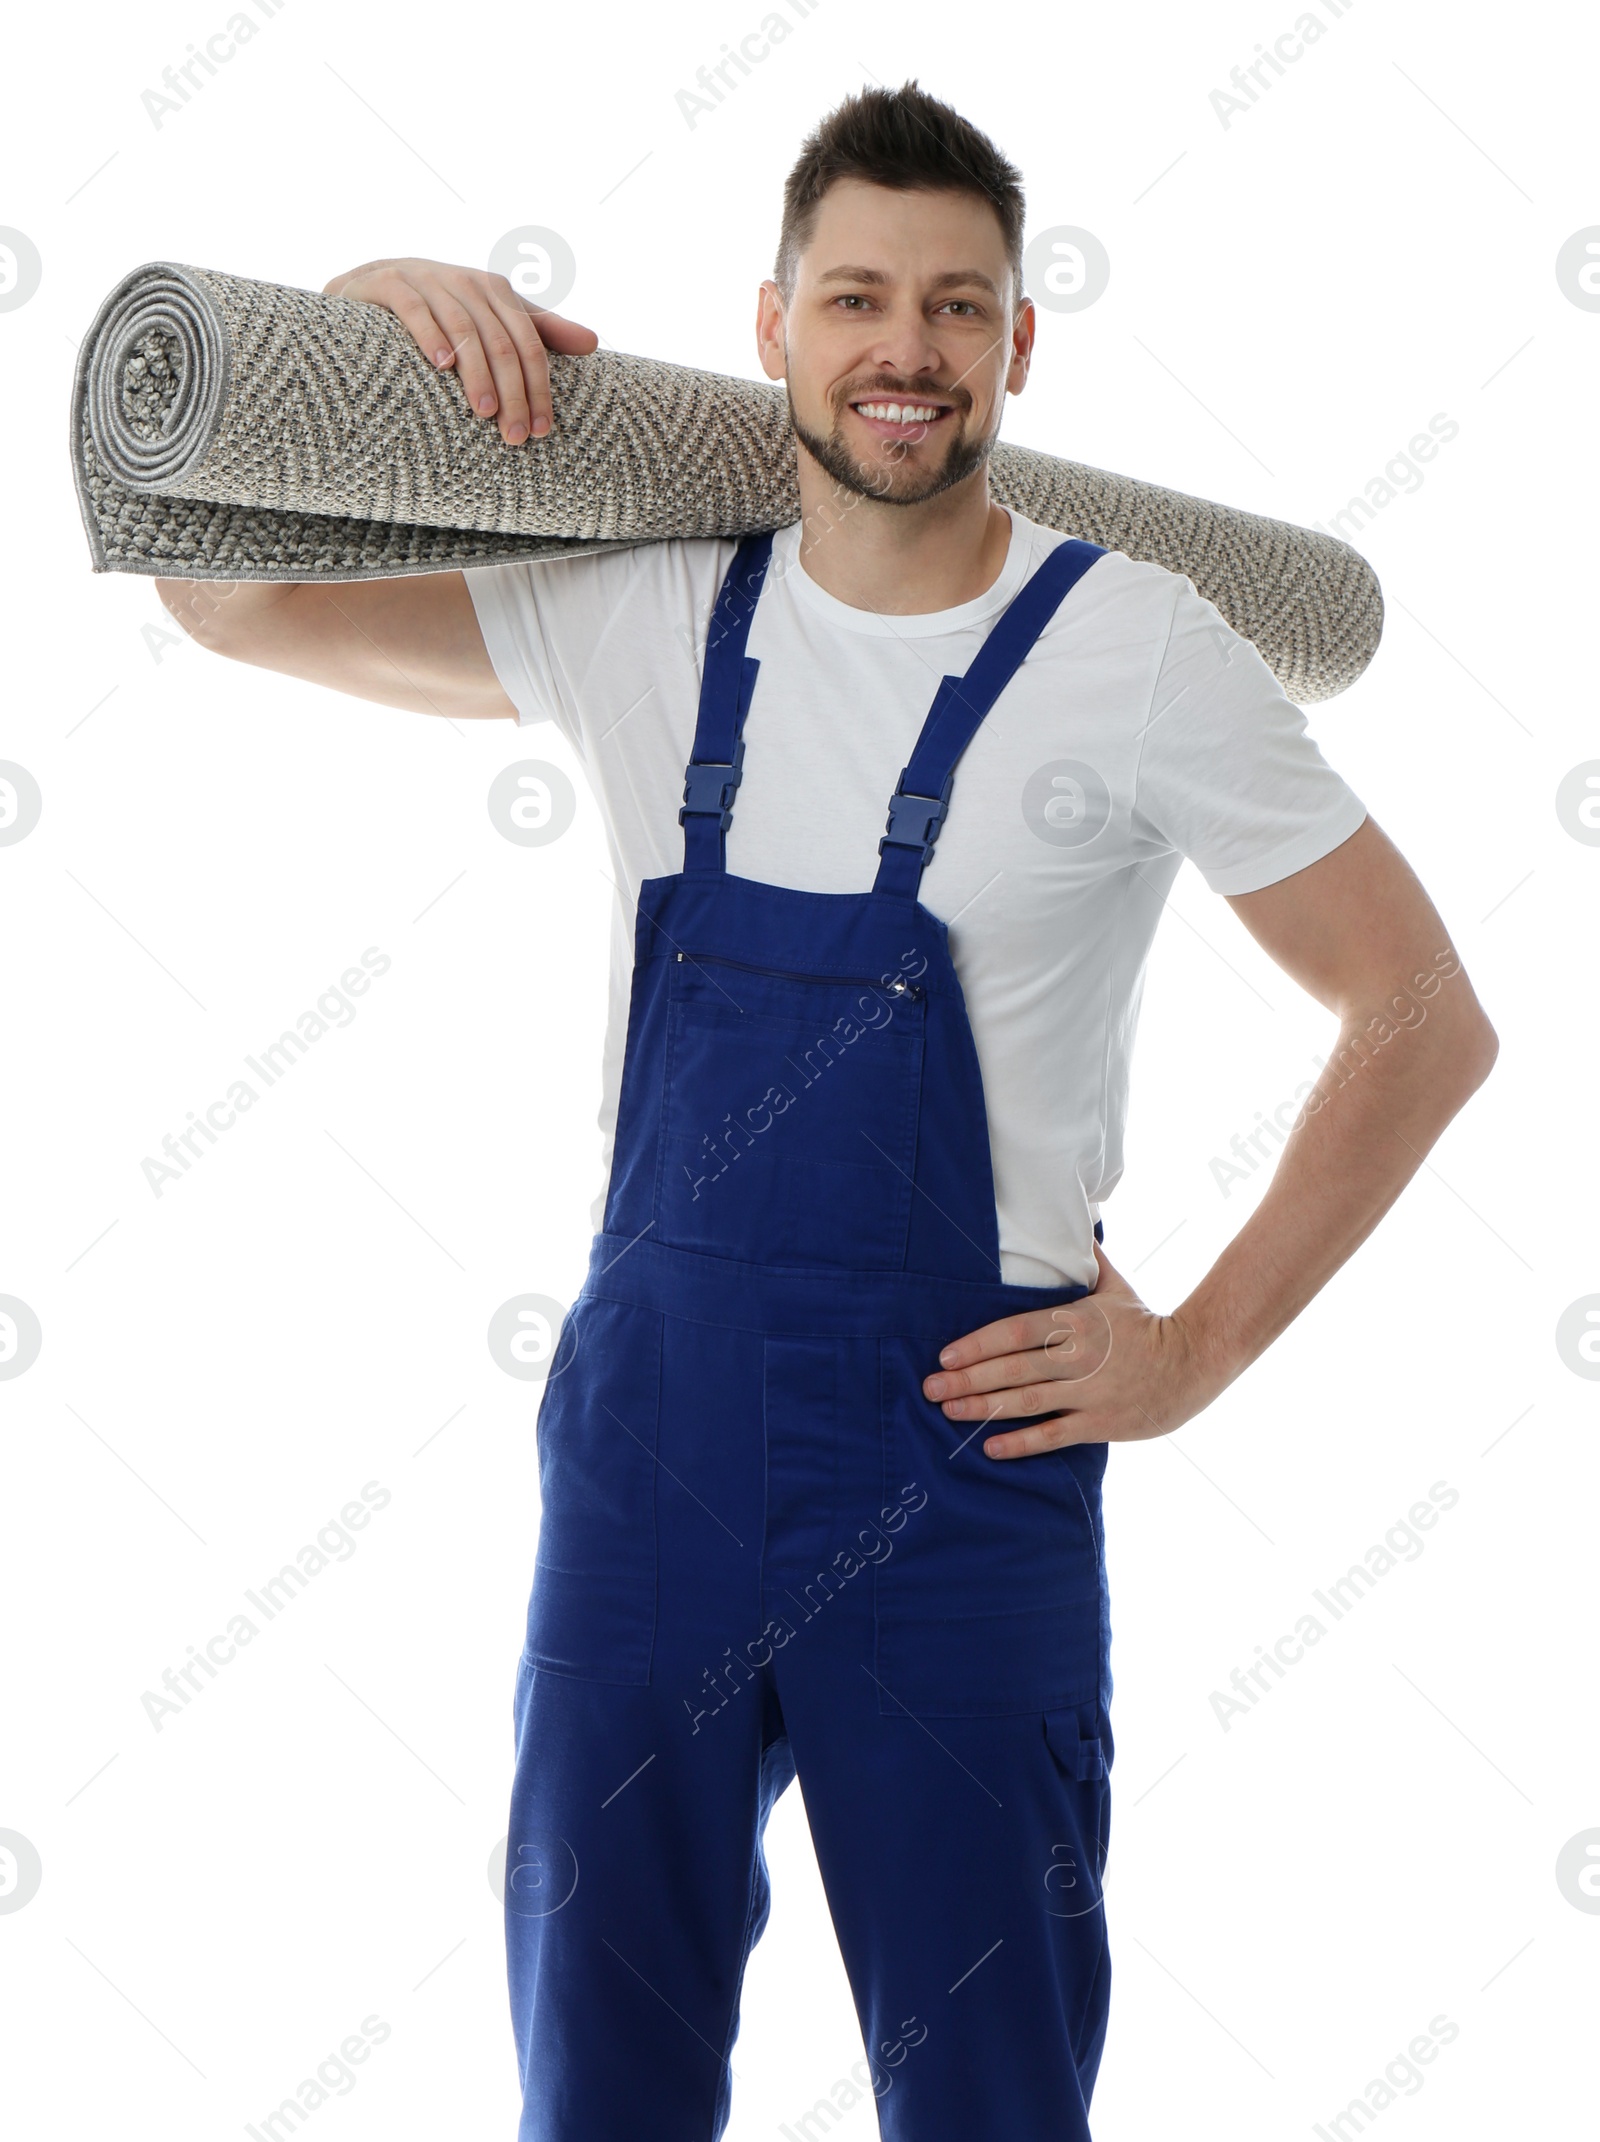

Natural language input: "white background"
[2,1,1596,2137]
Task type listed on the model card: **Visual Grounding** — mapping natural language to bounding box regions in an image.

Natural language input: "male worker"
[155,81,1496,2142]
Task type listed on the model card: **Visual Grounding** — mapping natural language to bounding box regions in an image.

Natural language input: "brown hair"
[775,81,1025,307]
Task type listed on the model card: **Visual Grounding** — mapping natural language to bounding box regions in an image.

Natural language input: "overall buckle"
[678,737,746,830]
[878,769,955,866]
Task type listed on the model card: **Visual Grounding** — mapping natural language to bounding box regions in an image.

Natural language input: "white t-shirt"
[464,510,1367,1288]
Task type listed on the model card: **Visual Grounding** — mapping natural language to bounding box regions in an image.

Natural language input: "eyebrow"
[814,265,1003,299]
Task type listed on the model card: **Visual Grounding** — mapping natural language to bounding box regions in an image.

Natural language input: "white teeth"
[854,401,943,424]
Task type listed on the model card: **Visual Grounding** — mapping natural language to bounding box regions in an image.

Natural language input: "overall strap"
[872,538,1106,900]
[679,531,775,873]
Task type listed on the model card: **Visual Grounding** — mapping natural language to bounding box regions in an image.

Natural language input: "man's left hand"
[921,1243,1224,1457]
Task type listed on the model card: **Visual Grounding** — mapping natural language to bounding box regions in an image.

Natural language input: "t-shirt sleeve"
[461,551,647,750]
[462,541,737,760]
[1130,574,1369,896]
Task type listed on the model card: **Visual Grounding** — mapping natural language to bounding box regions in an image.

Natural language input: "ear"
[1006,292,1035,397]
[755,279,788,384]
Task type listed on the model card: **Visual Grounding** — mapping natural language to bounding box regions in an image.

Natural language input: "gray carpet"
[71,260,1383,702]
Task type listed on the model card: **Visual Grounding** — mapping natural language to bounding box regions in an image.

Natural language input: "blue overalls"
[508,529,1115,2141]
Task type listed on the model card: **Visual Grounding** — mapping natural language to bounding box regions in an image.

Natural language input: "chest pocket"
[655,956,925,1271]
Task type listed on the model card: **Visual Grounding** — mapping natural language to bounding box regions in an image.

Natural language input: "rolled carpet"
[71,259,1383,703]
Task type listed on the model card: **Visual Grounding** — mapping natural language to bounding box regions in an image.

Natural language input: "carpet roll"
[71,259,1383,702]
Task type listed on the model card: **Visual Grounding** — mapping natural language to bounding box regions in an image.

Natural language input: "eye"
[939,299,980,316]
[834,293,874,310]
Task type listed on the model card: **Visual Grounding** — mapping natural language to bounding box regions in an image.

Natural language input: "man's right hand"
[150,256,601,718]
[322,258,599,446]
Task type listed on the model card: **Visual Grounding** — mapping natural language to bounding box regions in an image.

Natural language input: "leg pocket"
[873,1334,1107,1718]
[1042,1711,1110,1922]
[526,1295,661,1685]
[1040,1702,1114,2096]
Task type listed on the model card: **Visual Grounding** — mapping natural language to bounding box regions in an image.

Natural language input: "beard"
[787,378,998,507]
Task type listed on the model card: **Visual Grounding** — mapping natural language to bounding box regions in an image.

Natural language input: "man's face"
[758,178,1033,507]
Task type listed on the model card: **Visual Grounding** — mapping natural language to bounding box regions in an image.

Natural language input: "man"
[155,80,1496,2142]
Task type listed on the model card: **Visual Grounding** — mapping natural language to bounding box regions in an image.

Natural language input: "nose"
[861,302,944,386]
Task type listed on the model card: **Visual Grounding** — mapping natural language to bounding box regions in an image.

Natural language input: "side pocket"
[873,1333,1107,1717]
[526,1295,661,1685]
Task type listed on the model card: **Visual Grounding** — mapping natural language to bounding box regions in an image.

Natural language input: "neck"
[792,453,1012,616]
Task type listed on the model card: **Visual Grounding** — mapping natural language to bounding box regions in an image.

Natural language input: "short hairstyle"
[775,81,1026,308]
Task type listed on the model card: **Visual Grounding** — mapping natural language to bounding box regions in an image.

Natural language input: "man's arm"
[151,570,518,719]
[1171,812,1497,1397]
[922,815,1500,1453]
[152,258,598,716]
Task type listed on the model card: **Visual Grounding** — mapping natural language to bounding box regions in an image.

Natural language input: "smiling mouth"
[848,398,956,433]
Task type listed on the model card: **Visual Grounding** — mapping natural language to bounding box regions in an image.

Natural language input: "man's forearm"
[1175,966,1499,1399]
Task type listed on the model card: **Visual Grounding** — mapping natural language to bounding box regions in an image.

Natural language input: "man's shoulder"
[1006,514,1194,636]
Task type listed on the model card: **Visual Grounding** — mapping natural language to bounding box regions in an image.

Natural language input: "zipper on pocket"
[675,949,922,1000]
